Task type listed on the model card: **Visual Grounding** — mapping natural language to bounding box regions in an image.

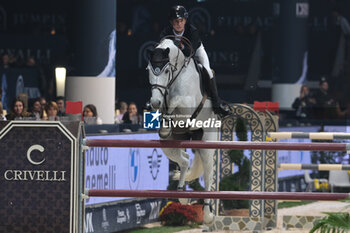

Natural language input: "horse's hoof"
[203,212,215,225]
[159,128,171,138]
[178,198,190,204]
[183,152,189,159]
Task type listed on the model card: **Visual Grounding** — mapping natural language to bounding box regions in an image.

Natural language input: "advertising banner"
[0,121,82,233]
[85,133,169,205]
[85,198,165,233]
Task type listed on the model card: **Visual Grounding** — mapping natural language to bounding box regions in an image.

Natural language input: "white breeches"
[194,43,214,79]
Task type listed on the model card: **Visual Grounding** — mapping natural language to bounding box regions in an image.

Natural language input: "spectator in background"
[1,54,18,68]
[1,54,10,69]
[0,101,6,120]
[29,98,42,120]
[39,97,47,119]
[115,101,128,124]
[131,3,152,35]
[122,102,142,124]
[39,97,47,108]
[292,85,316,119]
[6,98,32,120]
[17,93,29,111]
[312,77,334,119]
[332,9,350,35]
[25,56,47,99]
[44,101,59,121]
[56,96,66,116]
[25,56,36,67]
[312,77,345,119]
[83,104,103,125]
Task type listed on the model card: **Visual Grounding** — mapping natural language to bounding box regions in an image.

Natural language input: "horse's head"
[147,39,186,111]
[147,47,170,110]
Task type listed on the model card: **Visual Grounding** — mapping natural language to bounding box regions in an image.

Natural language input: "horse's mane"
[156,39,185,67]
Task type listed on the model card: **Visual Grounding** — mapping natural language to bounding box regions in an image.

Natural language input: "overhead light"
[55,67,66,97]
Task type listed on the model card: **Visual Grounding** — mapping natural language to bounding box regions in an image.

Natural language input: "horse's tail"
[173,152,203,182]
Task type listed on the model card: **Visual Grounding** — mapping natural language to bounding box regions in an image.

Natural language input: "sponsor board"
[85,199,165,233]
[0,121,82,233]
[85,133,169,205]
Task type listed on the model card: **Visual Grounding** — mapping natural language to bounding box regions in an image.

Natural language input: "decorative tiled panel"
[263,214,277,229]
[283,215,322,229]
[219,104,265,218]
[209,216,263,231]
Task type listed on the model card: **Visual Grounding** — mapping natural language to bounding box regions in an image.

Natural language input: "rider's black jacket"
[159,23,201,57]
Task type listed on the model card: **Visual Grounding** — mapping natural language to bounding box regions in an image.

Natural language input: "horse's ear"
[146,48,154,60]
[163,48,170,56]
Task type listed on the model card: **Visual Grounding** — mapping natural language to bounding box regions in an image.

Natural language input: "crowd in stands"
[1,53,43,70]
[2,52,349,126]
[0,94,102,125]
[1,53,55,100]
[292,77,347,121]
[0,52,147,127]
[0,91,145,128]
[1,80,349,127]
[0,96,64,121]
[114,101,142,125]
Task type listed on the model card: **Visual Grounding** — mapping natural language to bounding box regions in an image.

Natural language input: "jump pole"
[86,189,350,201]
[268,132,350,140]
[279,163,350,171]
[84,139,350,152]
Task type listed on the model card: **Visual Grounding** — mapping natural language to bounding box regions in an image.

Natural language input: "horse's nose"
[150,98,161,109]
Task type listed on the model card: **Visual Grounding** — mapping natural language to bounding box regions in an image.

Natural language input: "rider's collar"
[148,61,170,76]
[173,29,184,38]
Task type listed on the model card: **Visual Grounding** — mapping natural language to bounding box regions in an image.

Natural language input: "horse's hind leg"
[162,147,190,204]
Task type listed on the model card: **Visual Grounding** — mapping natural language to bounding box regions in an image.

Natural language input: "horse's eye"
[165,69,169,74]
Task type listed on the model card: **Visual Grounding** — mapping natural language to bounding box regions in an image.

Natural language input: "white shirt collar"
[173,29,184,39]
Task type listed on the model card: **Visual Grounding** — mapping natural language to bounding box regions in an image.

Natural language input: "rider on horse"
[159,5,230,117]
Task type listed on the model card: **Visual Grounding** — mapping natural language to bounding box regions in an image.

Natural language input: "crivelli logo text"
[4,144,66,181]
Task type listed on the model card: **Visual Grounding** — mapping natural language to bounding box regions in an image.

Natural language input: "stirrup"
[213,102,230,118]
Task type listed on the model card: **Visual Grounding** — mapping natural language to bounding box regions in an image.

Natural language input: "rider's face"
[171,18,186,33]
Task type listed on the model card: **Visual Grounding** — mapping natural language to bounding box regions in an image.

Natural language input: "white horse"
[147,38,219,224]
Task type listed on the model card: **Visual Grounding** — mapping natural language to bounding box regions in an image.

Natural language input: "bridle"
[147,46,185,113]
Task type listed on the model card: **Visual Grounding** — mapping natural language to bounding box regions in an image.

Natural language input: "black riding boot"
[208,77,230,117]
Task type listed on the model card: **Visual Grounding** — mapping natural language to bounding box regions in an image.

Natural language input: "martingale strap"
[190,94,207,120]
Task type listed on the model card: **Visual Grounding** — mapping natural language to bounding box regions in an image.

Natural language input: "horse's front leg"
[159,96,186,139]
[199,148,215,225]
[162,147,190,204]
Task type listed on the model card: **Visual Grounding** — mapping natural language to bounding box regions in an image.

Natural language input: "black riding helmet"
[169,5,188,20]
